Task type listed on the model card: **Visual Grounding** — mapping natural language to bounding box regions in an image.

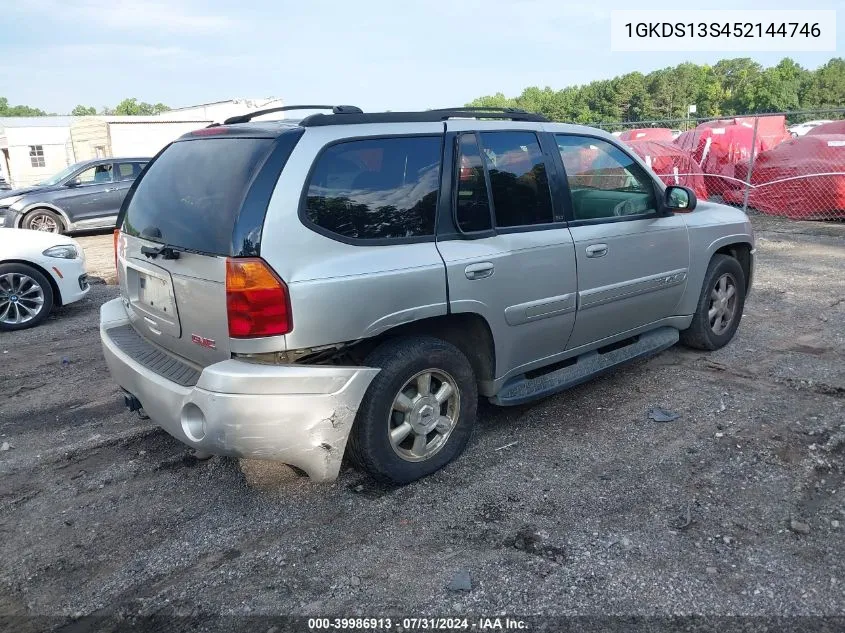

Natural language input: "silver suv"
[100,105,754,484]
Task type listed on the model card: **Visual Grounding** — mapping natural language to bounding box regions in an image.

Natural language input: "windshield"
[39,164,79,186]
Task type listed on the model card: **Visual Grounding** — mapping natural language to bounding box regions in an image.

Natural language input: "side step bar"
[491,327,680,406]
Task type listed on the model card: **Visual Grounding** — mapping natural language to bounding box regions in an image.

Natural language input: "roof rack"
[223,104,363,125]
[299,108,549,127]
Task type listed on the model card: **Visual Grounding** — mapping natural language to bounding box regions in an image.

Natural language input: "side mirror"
[65,179,80,188]
[663,185,697,214]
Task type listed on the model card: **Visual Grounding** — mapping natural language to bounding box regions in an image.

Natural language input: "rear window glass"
[122,138,273,254]
[303,136,441,241]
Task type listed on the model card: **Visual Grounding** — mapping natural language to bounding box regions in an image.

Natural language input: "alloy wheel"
[387,369,461,462]
[0,272,46,325]
[29,213,59,232]
[708,272,738,335]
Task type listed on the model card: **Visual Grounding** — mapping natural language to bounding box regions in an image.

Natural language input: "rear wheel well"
[714,242,752,294]
[355,314,496,385]
[1,259,63,306]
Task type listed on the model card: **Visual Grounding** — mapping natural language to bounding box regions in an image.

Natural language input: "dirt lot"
[76,233,117,285]
[1,216,844,631]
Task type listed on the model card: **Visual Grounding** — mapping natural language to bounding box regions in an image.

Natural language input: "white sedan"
[0,228,90,331]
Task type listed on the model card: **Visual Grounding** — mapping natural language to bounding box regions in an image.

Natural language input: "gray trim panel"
[504,293,577,326]
[579,268,688,310]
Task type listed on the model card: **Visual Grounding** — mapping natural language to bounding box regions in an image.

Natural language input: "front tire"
[23,208,64,234]
[347,336,478,485]
[0,263,54,331]
[680,254,746,351]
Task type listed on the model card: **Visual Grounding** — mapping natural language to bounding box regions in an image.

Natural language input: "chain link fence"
[591,109,845,221]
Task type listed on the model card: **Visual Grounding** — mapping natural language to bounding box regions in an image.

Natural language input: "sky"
[0,0,843,114]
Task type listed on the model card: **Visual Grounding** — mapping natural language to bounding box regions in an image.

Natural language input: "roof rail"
[429,106,532,113]
[223,104,363,125]
[300,108,549,127]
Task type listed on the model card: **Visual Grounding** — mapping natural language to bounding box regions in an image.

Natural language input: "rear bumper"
[99,298,379,481]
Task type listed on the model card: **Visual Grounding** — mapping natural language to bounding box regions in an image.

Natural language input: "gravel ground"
[75,232,116,284]
[1,216,844,632]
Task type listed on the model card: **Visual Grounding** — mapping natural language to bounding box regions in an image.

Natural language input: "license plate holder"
[138,272,175,316]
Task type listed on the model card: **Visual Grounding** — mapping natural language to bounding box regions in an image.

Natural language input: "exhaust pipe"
[123,392,143,413]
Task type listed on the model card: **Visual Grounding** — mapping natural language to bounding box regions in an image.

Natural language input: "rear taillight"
[113,229,120,274]
[225,258,292,338]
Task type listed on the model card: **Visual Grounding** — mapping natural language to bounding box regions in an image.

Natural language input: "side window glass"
[76,164,113,185]
[304,136,441,240]
[556,135,657,220]
[455,134,492,232]
[478,131,553,227]
[117,163,137,181]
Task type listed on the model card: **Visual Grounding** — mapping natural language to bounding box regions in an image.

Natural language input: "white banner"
[610,10,836,52]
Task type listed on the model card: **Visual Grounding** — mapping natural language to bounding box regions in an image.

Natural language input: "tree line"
[467,57,845,124]
[3,56,844,123]
[0,97,169,117]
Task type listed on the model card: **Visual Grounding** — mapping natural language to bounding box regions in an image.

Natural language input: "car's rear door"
[435,122,578,386]
[554,133,690,349]
[111,161,146,220]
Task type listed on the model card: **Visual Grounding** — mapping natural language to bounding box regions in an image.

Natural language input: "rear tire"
[0,263,54,331]
[347,336,478,485]
[23,208,65,234]
[680,254,746,351]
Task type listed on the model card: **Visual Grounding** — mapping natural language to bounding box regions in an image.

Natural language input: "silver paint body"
[101,120,754,479]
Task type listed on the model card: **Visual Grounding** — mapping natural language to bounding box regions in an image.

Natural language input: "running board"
[491,327,680,406]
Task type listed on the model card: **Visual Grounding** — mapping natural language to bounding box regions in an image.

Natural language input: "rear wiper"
[141,244,182,260]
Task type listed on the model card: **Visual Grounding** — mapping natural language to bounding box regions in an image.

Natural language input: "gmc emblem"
[191,334,216,350]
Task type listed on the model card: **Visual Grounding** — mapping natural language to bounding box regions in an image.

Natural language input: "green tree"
[113,98,169,115]
[747,58,805,112]
[71,105,98,116]
[467,56,845,125]
[800,57,845,109]
[0,97,46,116]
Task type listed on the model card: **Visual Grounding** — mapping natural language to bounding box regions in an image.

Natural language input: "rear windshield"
[122,137,274,255]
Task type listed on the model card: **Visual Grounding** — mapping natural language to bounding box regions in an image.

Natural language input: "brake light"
[191,126,228,136]
[225,258,292,338]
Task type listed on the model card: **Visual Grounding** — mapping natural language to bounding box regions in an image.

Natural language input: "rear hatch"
[116,126,301,367]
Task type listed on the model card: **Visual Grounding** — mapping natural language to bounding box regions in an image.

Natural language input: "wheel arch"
[15,203,71,231]
[678,235,754,315]
[0,259,63,306]
[713,241,753,296]
[355,312,496,395]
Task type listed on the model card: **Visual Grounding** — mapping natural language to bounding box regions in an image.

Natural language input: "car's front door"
[435,123,578,387]
[554,134,691,350]
[58,162,120,226]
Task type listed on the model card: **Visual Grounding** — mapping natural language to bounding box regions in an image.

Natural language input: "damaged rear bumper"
[99,298,379,481]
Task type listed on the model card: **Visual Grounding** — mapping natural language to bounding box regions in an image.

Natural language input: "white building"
[160,97,284,124]
[0,98,283,188]
[0,117,74,188]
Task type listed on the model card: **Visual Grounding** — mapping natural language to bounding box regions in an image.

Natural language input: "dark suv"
[0,157,150,234]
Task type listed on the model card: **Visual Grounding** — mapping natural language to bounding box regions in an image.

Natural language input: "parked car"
[0,157,150,234]
[0,174,10,190]
[788,119,834,137]
[0,228,89,331]
[101,105,754,485]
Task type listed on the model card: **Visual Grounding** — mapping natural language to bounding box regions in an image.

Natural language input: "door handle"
[585,244,608,258]
[465,262,494,280]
